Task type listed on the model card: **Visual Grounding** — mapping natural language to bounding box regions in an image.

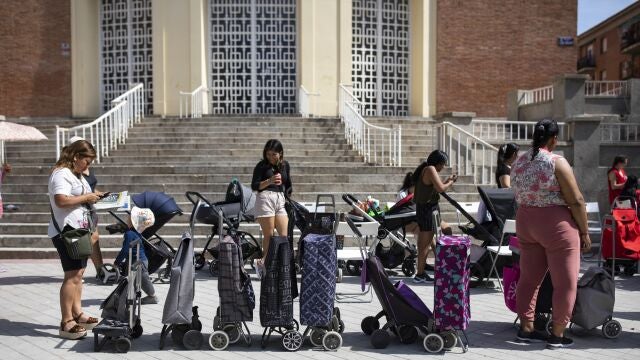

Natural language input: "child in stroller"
[113,207,158,305]
[186,179,261,276]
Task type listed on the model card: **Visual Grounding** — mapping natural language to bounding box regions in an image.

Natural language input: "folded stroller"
[347,218,469,353]
[106,191,182,282]
[342,194,418,277]
[601,197,640,276]
[93,239,144,353]
[159,232,203,350]
[186,179,261,276]
[259,235,301,351]
[209,234,255,350]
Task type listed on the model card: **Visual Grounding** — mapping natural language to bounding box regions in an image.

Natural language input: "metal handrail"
[338,84,402,166]
[56,83,145,163]
[434,121,498,185]
[472,120,571,142]
[179,85,209,119]
[298,85,320,118]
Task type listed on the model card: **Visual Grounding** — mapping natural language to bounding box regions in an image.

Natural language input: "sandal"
[73,312,99,330]
[59,319,87,340]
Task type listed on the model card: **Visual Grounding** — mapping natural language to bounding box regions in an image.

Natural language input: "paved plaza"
[0,260,637,359]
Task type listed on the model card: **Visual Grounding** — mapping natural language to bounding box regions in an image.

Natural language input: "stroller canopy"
[224,179,256,221]
[132,191,183,217]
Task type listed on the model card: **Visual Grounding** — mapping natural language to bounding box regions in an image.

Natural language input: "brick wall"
[436,0,577,117]
[0,0,71,117]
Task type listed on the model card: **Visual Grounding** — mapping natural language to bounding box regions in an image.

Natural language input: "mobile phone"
[99,192,112,199]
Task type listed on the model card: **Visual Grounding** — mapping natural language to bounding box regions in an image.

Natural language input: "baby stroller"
[209,233,255,350]
[601,196,640,276]
[186,179,261,276]
[347,218,468,353]
[106,191,182,282]
[342,193,418,277]
[93,239,144,353]
[297,194,344,350]
[159,232,203,350]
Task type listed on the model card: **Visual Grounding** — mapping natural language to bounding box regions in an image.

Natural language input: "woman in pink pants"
[511,119,591,350]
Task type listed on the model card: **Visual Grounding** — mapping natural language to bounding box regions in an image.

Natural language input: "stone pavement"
[0,260,638,360]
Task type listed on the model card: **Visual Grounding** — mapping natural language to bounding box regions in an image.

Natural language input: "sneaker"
[424,263,435,272]
[547,335,574,349]
[516,329,549,343]
[141,295,158,305]
[412,272,433,283]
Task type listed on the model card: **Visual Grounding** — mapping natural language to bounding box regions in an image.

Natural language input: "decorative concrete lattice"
[100,0,153,113]
[209,0,297,115]
[352,0,410,117]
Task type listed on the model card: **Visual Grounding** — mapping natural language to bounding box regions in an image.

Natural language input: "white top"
[47,167,92,238]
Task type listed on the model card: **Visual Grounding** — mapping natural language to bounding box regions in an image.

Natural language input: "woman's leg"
[90,230,104,275]
[274,214,289,237]
[257,216,276,261]
[61,269,83,328]
[417,230,434,275]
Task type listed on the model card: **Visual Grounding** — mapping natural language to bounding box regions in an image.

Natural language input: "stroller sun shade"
[132,191,183,238]
[224,179,256,222]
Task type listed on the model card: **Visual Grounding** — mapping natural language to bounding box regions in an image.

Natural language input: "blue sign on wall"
[557,36,574,46]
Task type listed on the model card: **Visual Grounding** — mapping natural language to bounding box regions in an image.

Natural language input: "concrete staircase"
[0,116,481,258]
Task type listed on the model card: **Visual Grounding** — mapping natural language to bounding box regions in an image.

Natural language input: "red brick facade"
[436,0,577,117]
[0,0,71,117]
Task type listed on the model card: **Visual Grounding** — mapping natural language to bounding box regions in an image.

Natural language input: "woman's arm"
[54,193,100,208]
[499,175,511,188]
[608,170,625,190]
[422,166,455,193]
[556,158,591,251]
[251,162,276,191]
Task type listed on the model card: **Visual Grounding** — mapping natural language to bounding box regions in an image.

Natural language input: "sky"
[578,0,637,34]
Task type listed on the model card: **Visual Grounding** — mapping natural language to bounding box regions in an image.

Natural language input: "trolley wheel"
[209,331,229,351]
[338,320,346,334]
[423,333,444,353]
[209,260,219,277]
[371,329,390,349]
[114,337,132,353]
[194,252,206,270]
[193,319,203,332]
[172,326,187,346]
[322,331,343,350]
[346,260,362,275]
[183,330,203,350]
[131,322,143,339]
[223,324,241,344]
[401,260,416,277]
[281,330,303,351]
[623,265,636,276]
[602,319,622,339]
[361,316,380,335]
[310,329,326,347]
[546,318,553,336]
[398,325,418,344]
[442,331,458,350]
[336,268,343,283]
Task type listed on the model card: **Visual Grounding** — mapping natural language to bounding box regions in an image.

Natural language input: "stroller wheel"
[223,324,241,344]
[401,260,416,277]
[322,331,342,351]
[310,329,326,347]
[371,329,390,349]
[209,331,229,351]
[183,330,203,350]
[338,320,345,334]
[361,316,380,335]
[346,260,362,275]
[442,331,458,350]
[423,333,444,353]
[209,260,219,277]
[194,252,206,270]
[336,268,343,283]
[602,319,622,339]
[281,330,303,351]
[131,322,143,339]
[114,337,132,353]
[398,325,418,344]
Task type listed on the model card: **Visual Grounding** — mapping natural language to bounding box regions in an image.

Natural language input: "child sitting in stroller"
[114,207,158,305]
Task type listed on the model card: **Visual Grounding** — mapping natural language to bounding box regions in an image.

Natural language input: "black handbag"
[50,205,93,260]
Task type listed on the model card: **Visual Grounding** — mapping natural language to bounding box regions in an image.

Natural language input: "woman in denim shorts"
[251,139,292,275]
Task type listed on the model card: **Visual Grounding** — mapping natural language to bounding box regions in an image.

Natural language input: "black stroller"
[106,191,182,283]
[342,194,418,277]
[186,179,261,276]
[93,239,144,353]
[159,232,204,350]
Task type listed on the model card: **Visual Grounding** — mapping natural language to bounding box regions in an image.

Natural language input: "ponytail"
[497,143,519,167]
[531,119,559,161]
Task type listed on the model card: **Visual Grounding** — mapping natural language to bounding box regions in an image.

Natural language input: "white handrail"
[585,80,629,97]
[338,84,402,166]
[519,85,554,106]
[472,120,571,142]
[179,85,208,119]
[56,83,145,163]
[298,85,320,118]
[601,123,640,143]
[434,122,498,185]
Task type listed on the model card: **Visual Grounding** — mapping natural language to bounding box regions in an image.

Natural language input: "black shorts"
[416,203,440,232]
[51,226,88,272]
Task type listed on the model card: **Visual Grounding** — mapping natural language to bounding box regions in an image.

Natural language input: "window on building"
[601,37,608,53]
[600,70,607,80]
[621,61,631,79]
[587,44,594,58]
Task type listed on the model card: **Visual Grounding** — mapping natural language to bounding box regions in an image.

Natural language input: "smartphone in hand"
[99,192,112,199]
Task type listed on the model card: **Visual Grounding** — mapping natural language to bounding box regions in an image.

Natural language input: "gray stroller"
[159,232,204,349]
[208,234,256,350]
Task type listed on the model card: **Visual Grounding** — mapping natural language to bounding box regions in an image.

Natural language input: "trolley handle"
[185,191,212,206]
[345,216,363,238]
[342,193,359,206]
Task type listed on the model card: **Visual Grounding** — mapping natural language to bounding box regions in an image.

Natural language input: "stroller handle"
[185,191,211,206]
[345,216,363,238]
[342,193,359,206]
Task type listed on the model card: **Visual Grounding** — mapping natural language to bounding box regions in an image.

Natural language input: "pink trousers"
[515,206,580,326]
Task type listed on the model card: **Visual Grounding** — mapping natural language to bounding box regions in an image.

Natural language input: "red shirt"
[608,168,627,204]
